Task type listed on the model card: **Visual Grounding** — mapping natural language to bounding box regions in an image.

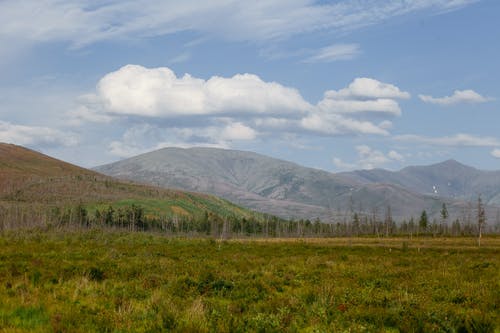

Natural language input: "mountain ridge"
[95,146,497,220]
[340,157,500,205]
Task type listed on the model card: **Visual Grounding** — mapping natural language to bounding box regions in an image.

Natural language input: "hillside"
[95,147,458,220]
[0,143,262,228]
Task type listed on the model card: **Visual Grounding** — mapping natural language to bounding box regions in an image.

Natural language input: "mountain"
[340,159,500,206]
[0,143,261,226]
[95,147,463,220]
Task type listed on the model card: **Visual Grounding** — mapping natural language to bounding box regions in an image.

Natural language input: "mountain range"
[340,159,500,205]
[94,147,500,221]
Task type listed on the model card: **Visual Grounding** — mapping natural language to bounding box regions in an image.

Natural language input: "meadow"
[0,231,498,332]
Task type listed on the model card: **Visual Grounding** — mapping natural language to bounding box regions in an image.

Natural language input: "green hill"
[0,143,263,229]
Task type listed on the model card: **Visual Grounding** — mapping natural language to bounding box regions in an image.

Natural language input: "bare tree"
[384,205,392,237]
[477,195,486,247]
[495,209,500,234]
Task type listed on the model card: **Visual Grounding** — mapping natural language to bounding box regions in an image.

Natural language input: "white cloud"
[67,106,115,126]
[305,77,409,135]
[491,149,500,158]
[253,117,294,130]
[325,78,411,100]
[333,158,356,170]
[318,98,402,116]
[108,141,150,159]
[395,134,500,147]
[95,65,311,118]
[388,150,405,162]
[419,89,491,105]
[378,120,393,130]
[438,0,479,12]
[169,52,191,64]
[72,67,412,157]
[356,145,390,169]
[220,122,257,141]
[0,120,78,147]
[301,113,389,136]
[304,43,360,63]
[333,145,405,170]
[80,66,405,139]
[0,1,478,56]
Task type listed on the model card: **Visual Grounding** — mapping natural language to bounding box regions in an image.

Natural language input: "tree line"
[1,197,498,239]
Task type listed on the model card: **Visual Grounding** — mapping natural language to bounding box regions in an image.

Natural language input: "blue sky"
[0,0,499,171]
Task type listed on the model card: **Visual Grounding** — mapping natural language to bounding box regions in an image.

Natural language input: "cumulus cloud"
[79,65,407,141]
[303,43,360,63]
[318,98,402,116]
[333,145,405,170]
[387,150,405,162]
[315,78,410,125]
[378,120,393,130]
[75,65,412,152]
[0,120,78,147]
[419,89,491,105]
[301,113,389,136]
[491,149,500,158]
[325,78,411,100]
[356,145,392,169]
[220,122,257,141]
[305,77,409,136]
[95,65,311,118]
[395,134,500,147]
[253,117,294,130]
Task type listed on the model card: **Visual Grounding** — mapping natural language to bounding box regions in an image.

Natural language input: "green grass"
[0,231,498,332]
[87,195,259,220]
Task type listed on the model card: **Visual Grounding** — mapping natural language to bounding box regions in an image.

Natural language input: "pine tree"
[440,203,449,235]
[419,210,428,235]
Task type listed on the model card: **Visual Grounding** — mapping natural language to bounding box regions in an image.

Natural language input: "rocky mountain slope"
[95,147,481,221]
[340,159,500,206]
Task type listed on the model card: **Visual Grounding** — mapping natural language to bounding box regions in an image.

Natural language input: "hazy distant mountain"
[340,159,500,206]
[94,147,475,221]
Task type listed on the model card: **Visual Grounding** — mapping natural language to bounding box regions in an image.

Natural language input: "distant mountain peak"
[399,158,475,173]
[439,159,465,166]
[431,159,477,171]
[442,158,460,164]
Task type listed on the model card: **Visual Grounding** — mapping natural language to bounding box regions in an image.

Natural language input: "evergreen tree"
[419,210,428,234]
[440,203,449,234]
[352,213,360,236]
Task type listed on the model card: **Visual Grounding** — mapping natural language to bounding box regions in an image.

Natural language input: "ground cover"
[0,231,498,332]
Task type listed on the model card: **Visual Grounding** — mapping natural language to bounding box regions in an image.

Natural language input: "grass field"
[0,231,498,332]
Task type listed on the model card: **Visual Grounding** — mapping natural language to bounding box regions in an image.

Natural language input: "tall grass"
[0,230,498,332]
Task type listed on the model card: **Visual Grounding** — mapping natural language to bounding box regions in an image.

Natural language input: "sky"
[0,0,499,171]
